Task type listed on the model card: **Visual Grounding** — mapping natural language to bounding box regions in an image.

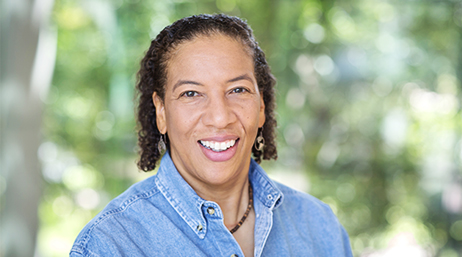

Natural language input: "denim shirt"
[70,153,353,257]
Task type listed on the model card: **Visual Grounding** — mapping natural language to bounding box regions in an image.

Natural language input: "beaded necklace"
[229,184,253,234]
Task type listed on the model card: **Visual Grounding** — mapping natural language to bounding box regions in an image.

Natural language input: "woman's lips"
[198,138,240,162]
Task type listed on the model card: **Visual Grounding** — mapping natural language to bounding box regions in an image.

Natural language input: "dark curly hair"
[136,14,277,171]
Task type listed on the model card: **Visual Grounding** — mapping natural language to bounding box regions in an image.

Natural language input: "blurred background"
[1,0,462,256]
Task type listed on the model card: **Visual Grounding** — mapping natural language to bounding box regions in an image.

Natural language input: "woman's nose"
[202,95,237,128]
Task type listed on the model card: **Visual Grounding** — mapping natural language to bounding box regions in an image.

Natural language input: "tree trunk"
[0,0,55,256]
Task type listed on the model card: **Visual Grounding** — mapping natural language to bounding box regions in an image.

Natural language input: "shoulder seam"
[75,186,160,248]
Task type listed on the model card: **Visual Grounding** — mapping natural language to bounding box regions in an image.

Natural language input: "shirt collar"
[155,152,208,239]
[155,152,284,239]
[248,159,284,210]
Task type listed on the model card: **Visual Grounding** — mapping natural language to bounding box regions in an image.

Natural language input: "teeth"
[200,139,236,152]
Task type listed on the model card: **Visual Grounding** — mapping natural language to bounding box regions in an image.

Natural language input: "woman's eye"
[232,87,248,94]
[181,91,199,97]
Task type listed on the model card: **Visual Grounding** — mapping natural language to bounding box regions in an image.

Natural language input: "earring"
[158,133,166,154]
[254,128,265,152]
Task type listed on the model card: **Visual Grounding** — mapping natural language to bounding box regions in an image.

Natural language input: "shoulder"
[102,175,161,210]
[249,160,335,220]
[93,175,162,219]
[269,181,353,255]
[271,180,343,229]
[274,181,331,213]
[70,175,162,255]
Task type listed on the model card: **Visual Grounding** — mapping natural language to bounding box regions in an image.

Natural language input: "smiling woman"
[70,14,353,257]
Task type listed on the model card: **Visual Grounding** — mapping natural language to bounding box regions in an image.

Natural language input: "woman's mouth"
[199,139,238,152]
[198,137,240,162]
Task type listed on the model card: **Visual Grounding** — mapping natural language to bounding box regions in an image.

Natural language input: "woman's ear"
[258,94,266,128]
[152,92,167,134]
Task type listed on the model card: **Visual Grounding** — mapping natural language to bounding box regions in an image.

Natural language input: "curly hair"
[136,14,277,171]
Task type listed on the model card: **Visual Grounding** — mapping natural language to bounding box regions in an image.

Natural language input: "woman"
[70,14,352,257]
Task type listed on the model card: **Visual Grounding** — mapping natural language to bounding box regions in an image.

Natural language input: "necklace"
[229,184,253,234]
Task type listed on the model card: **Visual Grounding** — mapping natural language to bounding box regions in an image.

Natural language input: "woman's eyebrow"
[172,74,254,91]
[172,80,202,91]
[227,74,254,83]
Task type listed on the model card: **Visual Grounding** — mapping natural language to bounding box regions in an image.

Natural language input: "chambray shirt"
[70,153,353,256]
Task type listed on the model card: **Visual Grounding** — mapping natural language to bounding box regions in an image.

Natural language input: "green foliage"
[39,0,462,256]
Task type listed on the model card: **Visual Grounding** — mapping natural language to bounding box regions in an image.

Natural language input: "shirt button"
[196,224,203,231]
[231,254,238,257]
[267,194,273,200]
[207,207,215,215]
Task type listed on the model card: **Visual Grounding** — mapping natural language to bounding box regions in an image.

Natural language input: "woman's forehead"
[168,33,252,63]
[165,34,254,79]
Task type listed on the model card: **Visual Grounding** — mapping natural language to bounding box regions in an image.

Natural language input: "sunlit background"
[1,0,462,256]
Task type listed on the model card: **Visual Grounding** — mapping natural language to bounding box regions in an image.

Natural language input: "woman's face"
[153,34,265,189]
